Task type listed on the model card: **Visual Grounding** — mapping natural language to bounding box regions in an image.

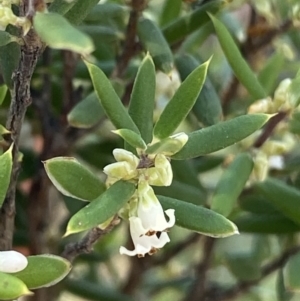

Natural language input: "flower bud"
[0,250,28,273]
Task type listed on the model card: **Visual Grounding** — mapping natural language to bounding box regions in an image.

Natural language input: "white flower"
[119,217,170,257]
[137,181,175,232]
[0,250,28,273]
[119,182,175,257]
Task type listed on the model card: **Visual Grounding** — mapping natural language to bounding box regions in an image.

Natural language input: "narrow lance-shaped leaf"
[210,14,266,100]
[0,85,8,106]
[154,58,210,140]
[159,196,239,237]
[49,0,77,15]
[44,157,106,201]
[33,12,94,55]
[128,54,156,144]
[138,18,173,74]
[0,145,13,207]
[112,129,146,150]
[0,42,20,88]
[65,0,100,25]
[67,92,105,129]
[160,0,181,27]
[284,252,300,292]
[0,31,20,47]
[12,255,71,289]
[234,213,300,234]
[84,60,140,134]
[0,272,32,300]
[255,178,300,225]
[65,180,136,235]
[211,153,253,217]
[172,114,271,160]
[175,54,223,126]
[0,124,10,139]
[162,0,224,44]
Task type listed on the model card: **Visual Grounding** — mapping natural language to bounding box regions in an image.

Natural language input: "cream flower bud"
[113,148,139,167]
[248,97,273,114]
[147,154,173,186]
[273,78,292,111]
[0,5,17,30]
[103,161,138,180]
[0,250,28,273]
[253,151,269,182]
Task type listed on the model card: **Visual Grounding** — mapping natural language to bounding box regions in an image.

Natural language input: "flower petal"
[0,250,28,273]
[137,182,175,232]
[119,217,171,257]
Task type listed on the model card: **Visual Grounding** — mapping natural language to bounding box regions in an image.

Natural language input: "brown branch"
[183,237,215,301]
[61,215,120,262]
[205,245,300,301]
[113,0,146,77]
[0,1,44,251]
[253,111,287,148]
[153,233,200,266]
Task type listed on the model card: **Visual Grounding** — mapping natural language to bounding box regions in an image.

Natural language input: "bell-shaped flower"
[119,217,170,257]
[137,181,175,232]
[0,250,28,273]
[147,154,173,186]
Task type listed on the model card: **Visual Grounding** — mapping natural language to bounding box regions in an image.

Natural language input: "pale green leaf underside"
[33,12,94,54]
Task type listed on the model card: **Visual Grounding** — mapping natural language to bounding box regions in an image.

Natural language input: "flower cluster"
[103,133,188,257]
[0,0,29,33]
[0,250,27,273]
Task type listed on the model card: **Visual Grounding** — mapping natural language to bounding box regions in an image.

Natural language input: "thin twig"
[183,237,215,301]
[205,244,300,301]
[113,0,146,77]
[0,1,44,251]
[253,111,287,148]
[61,215,120,262]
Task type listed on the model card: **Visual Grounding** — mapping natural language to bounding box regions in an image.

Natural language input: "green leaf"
[13,255,71,289]
[0,145,13,208]
[49,0,77,15]
[160,0,182,27]
[0,85,7,106]
[210,14,266,100]
[172,114,271,160]
[33,12,94,55]
[154,59,210,139]
[258,52,285,95]
[84,60,140,133]
[234,213,300,233]
[128,54,155,144]
[162,0,224,45]
[159,196,238,237]
[0,31,20,47]
[138,18,173,74]
[67,92,105,128]
[211,153,253,217]
[44,157,105,201]
[146,135,186,156]
[0,124,10,139]
[284,252,300,292]
[255,178,300,225]
[175,54,223,126]
[0,272,32,300]
[154,180,206,205]
[0,42,20,88]
[65,0,100,25]
[277,269,294,301]
[239,195,279,215]
[113,129,146,150]
[225,253,261,281]
[66,180,136,235]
